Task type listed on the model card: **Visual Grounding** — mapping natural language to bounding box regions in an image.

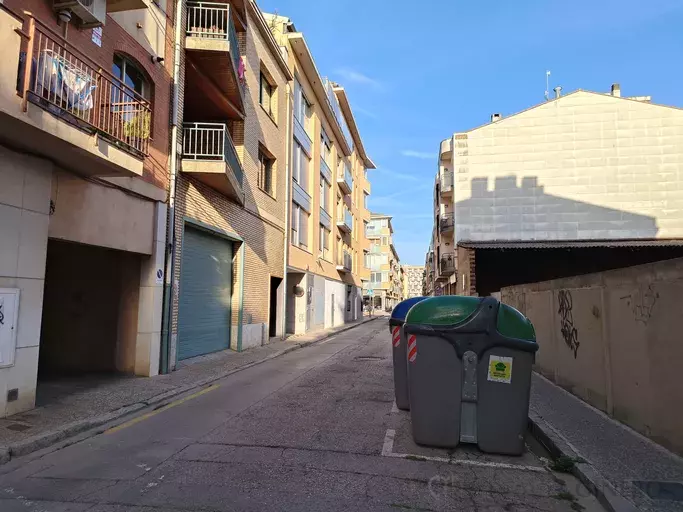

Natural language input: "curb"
[528,410,639,512]
[1,316,381,466]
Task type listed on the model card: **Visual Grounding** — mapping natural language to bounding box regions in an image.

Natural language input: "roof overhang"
[287,33,352,157]
[248,1,293,81]
[333,87,375,168]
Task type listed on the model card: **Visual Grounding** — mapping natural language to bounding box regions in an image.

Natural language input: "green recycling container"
[403,296,537,455]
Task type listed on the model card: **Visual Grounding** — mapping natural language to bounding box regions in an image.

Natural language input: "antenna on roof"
[545,70,551,101]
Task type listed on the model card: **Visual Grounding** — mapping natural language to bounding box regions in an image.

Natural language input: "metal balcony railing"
[18,15,152,155]
[182,122,243,186]
[186,2,241,76]
[338,251,352,271]
[440,213,455,232]
[337,161,353,194]
[440,254,456,274]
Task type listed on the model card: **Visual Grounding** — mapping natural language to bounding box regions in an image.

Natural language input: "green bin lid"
[405,296,481,326]
[496,303,536,341]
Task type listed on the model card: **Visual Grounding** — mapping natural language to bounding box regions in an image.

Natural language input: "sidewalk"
[529,372,683,512]
[0,316,382,465]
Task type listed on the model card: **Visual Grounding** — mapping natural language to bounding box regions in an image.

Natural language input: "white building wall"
[325,279,346,328]
[0,146,51,417]
[454,91,683,242]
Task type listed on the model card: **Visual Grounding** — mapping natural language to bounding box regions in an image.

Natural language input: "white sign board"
[92,26,102,47]
[0,288,20,368]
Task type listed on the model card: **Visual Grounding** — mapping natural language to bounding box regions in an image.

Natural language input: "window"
[320,176,330,212]
[113,54,149,100]
[294,78,311,131]
[371,272,382,283]
[260,71,275,118]
[292,142,309,192]
[382,272,389,282]
[363,250,369,269]
[291,203,309,249]
[319,225,330,260]
[258,148,275,197]
[321,129,332,164]
[363,220,369,237]
[363,192,369,210]
[381,236,388,246]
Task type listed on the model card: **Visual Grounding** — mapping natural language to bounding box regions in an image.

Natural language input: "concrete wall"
[501,257,683,455]
[0,146,51,417]
[454,91,683,242]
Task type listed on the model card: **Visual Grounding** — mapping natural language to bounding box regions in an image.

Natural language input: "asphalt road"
[0,320,603,511]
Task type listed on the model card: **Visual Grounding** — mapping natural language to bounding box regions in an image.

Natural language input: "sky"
[258,0,683,265]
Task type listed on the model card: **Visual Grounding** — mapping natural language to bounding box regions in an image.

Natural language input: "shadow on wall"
[455,176,659,241]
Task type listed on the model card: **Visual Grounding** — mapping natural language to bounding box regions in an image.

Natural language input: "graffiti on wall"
[0,297,4,326]
[620,284,659,325]
[557,290,579,358]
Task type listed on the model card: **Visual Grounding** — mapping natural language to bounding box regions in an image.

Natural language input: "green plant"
[550,455,583,473]
[123,111,151,140]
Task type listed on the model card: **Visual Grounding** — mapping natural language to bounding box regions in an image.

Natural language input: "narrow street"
[0,321,601,511]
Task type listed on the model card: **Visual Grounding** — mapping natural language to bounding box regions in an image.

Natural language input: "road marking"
[380,429,545,473]
[391,401,399,413]
[382,429,396,456]
[105,384,220,435]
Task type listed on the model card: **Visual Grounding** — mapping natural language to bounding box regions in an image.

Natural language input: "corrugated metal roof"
[458,239,683,250]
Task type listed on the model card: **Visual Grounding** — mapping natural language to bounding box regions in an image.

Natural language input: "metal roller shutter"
[177,227,233,360]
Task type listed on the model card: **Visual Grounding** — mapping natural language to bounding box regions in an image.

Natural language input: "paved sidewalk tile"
[0,316,380,459]
[531,372,683,512]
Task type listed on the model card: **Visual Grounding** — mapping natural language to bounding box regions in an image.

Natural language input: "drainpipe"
[160,0,183,374]
[281,82,293,339]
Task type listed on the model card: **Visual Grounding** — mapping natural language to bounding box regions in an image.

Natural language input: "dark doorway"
[269,276,282,337]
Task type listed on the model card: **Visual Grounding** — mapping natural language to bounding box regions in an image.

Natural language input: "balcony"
[320,207,332,230]
[440,253,456,276]
[182,122,244,204]
[440,171,453,197]
[337,162,353,195]
[293,115,312,155]
[440,137,452,159]
[337,208,352,233]
[2,13,149,178]
[336,251,352,273]
[320,156,333,183]
[185,2,244,116]
[440,213,455,233]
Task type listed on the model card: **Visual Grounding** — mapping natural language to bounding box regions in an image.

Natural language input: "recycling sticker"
[487,355,513,384]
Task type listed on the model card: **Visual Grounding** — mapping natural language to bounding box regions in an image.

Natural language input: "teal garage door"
[177,226,233,360]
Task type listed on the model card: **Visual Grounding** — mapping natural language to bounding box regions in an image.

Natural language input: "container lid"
[405,296,482,326]
[390,296,429,322]
[496,303,536,341]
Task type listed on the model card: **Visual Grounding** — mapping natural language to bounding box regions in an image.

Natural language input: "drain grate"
[633,481,683,502]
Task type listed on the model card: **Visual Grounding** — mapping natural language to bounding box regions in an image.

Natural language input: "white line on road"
[382,429,396,456]
[380,429,545,473]
[391,401,399,413]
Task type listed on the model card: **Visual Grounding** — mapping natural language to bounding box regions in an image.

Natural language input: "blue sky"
[259,0,683,265]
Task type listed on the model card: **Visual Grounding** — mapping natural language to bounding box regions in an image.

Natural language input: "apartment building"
[265,15,375,334]
[364,213,403,310]
[432,84,683,297]
[0,0,173,416]
[402,265,424,298]
[163,0,293,366]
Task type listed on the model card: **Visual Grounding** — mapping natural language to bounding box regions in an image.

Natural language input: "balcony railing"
[186,2,241,76]
[337,162,353,194]
[182,122,243,186]
[440,254,456,275]
[337,251,352,272]
[337,208,353,233]
[440,171,453,195]
[440,213,455,232]
[18,15,152,155]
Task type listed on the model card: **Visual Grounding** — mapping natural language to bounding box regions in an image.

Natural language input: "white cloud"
[401,150,434,160]
[334,68,383,90]
[353,106,378,119]
[374,167,420,182]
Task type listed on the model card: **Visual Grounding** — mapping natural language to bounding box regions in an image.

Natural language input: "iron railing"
[182,122,244,186]
[338,208,353,231]
[338,251,352,271]
[186,2,241,79]
[338,161,353,193]
[440,254,456,274]
[440,213,455,232]
[18,15,152,155]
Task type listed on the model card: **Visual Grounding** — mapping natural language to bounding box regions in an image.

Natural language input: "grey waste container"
[403,295,537,455]
[389,297,429,411]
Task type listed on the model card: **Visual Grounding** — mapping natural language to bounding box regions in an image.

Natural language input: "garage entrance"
[177,226,233,360]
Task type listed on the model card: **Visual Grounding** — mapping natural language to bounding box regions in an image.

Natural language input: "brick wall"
[6,0,173,190]
[454,91,683,242]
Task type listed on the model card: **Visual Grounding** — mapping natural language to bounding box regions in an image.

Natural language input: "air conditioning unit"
[54,0,106,27]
